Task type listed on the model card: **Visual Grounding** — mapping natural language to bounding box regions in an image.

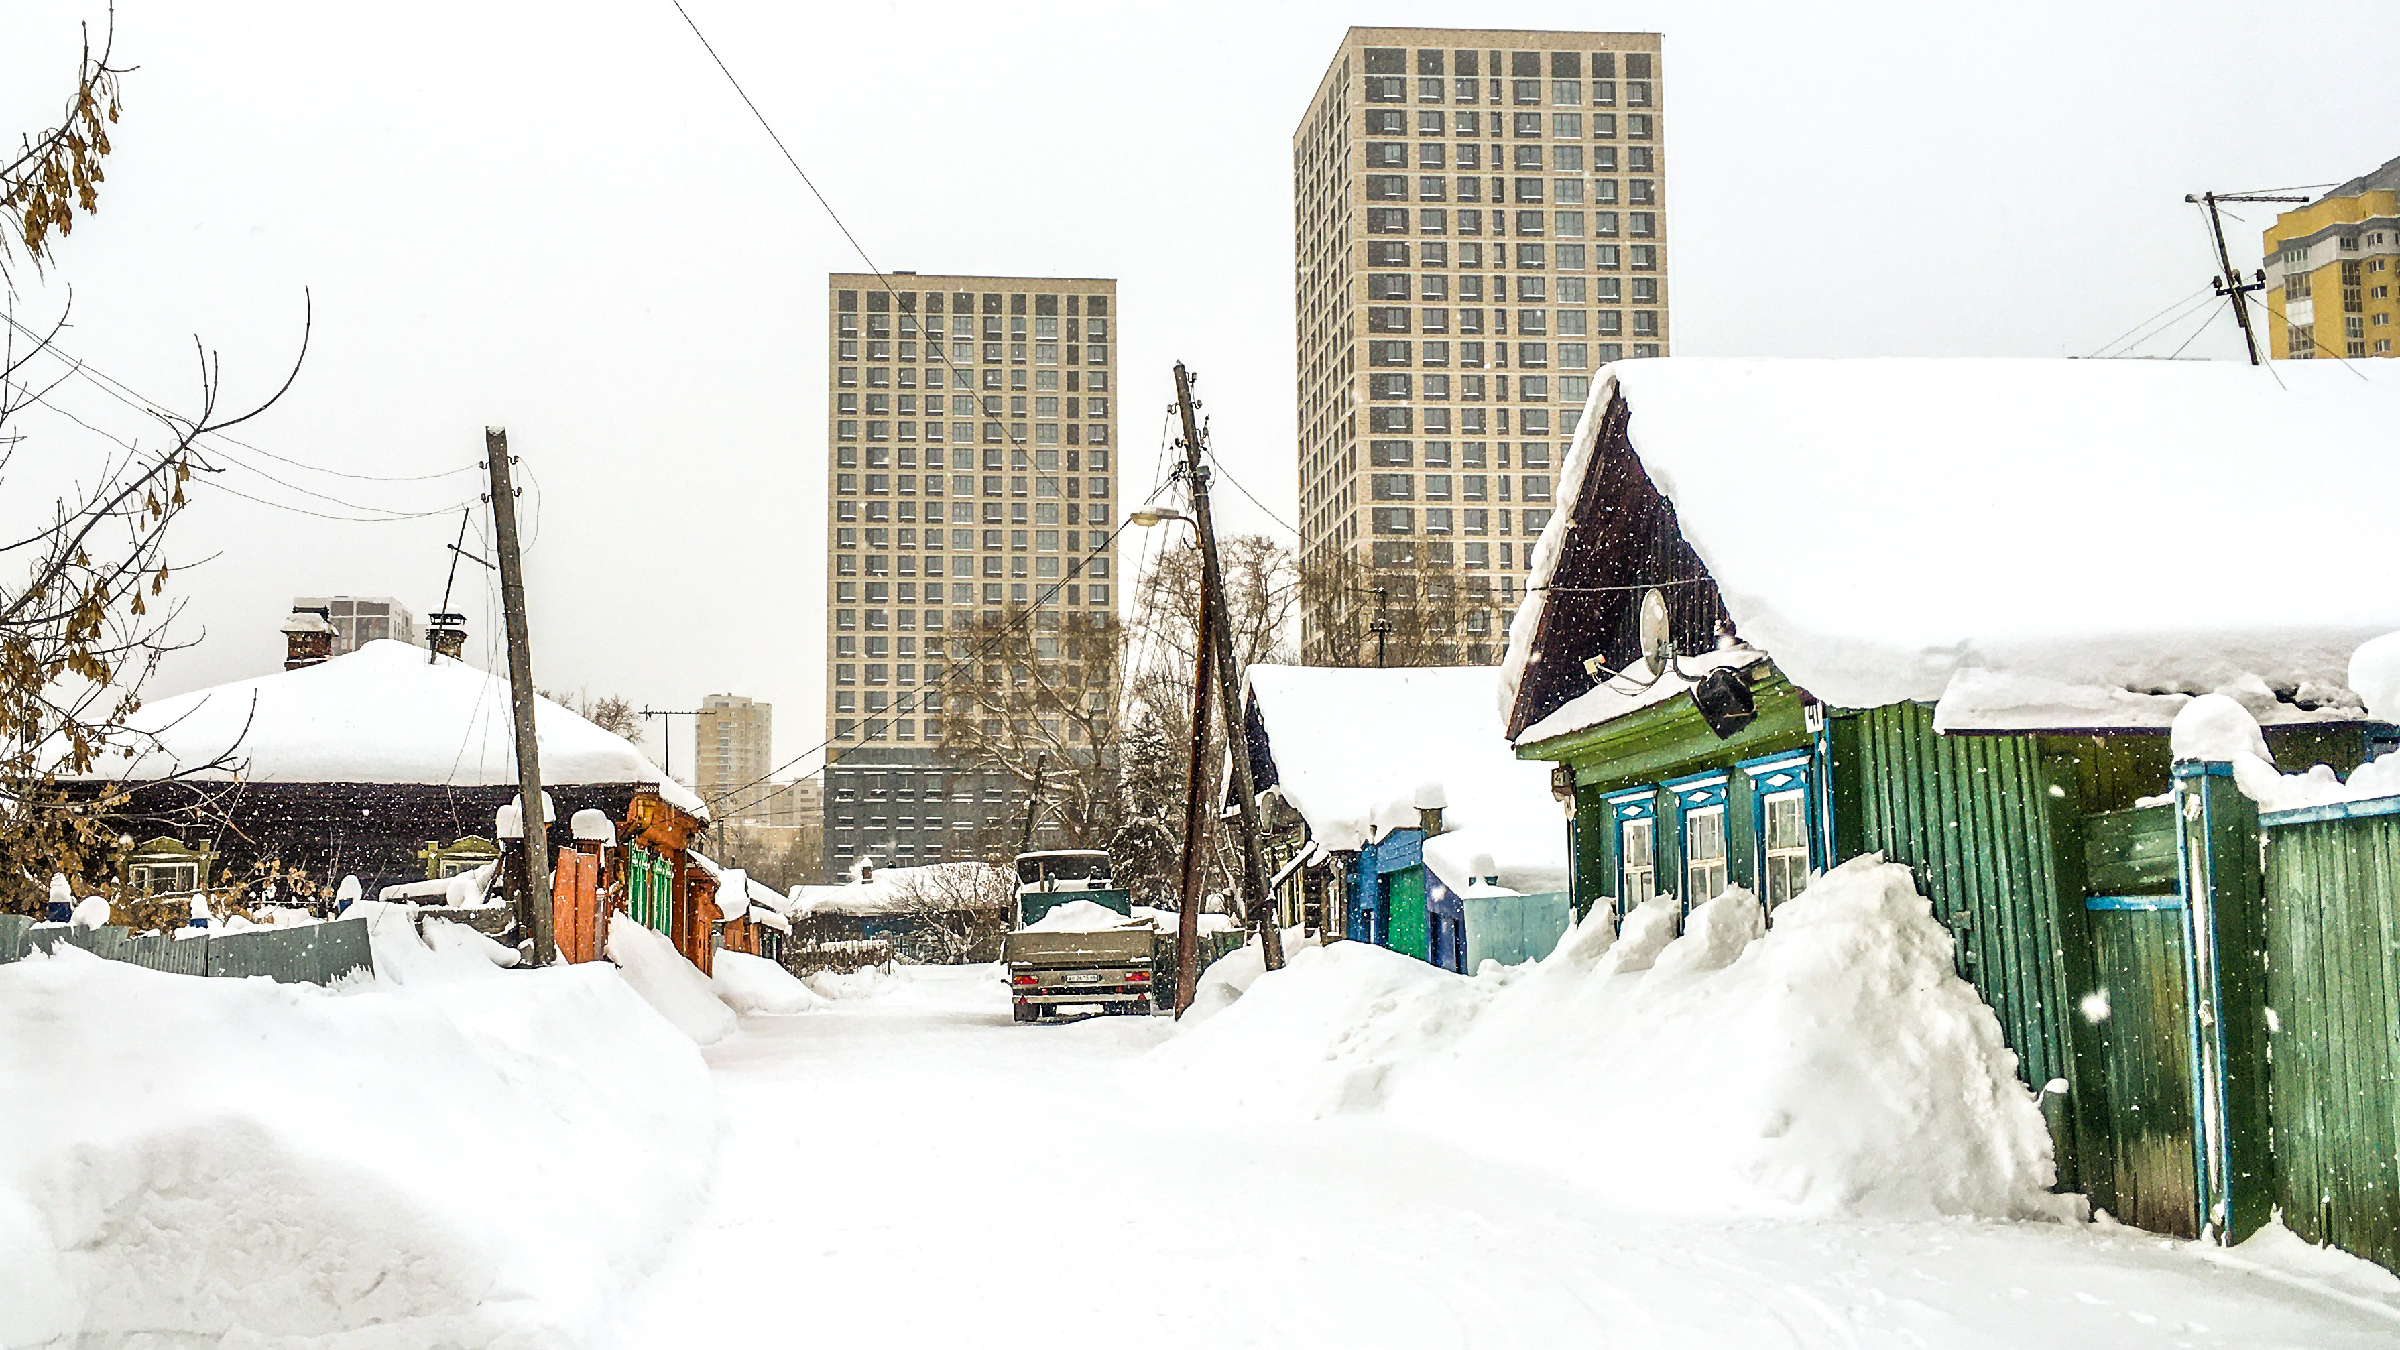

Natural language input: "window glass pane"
[1685,804,1727,901]
[1620,816,1654,905]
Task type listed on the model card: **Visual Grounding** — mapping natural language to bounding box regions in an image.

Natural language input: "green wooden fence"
[0,914,371,985]
[2258,798,2400,1271]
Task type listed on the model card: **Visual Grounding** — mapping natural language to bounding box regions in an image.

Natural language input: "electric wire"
[699,487,1169,814]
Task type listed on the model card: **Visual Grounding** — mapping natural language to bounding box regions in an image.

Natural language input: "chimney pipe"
[427,610,467,661]
[281,607,334,670]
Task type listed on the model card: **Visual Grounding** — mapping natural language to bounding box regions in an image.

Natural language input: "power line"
[697,500,1164,814]
[1205,450,1297,537]
[0,309,481,485]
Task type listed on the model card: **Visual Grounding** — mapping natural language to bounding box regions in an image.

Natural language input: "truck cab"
[1013,849,1131,927]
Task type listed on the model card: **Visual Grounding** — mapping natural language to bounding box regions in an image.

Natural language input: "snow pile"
[1130,904,1239,935]
[2169,693,2400,813]
[791,860,1011,917]
[0,909,722,1347]
[2351,631,2400,723]
[68,638,705,817]
[1245,664,1566,894]
[1506,359,2400,737]
[1023,898,1142,933]
[379,858,498,907]
[711,949,825,1015]
[606,912,739,1045]
[1179,927,1324,1024]
[1157,856,2060,1220]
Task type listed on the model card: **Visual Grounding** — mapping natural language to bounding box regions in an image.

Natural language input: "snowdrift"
[608,912,740,1045]
[0,910,725,1347]
[1154,857,2061,1221]
[712,949,825,1015]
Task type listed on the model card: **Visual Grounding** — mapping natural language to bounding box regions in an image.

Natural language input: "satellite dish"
[1639,587,1672,677]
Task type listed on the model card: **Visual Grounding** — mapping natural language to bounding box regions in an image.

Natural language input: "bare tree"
[1299,547,1506,669]
[938,606,1126,860]
[0,23,308,912]
[885,860,1012,963]
[1112,534,1296,909]
[2,17,122,280]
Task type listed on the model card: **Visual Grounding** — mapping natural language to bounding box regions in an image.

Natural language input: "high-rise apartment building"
[694,694,773,818]
[2265,153,2400,361]
[1294,27,1668,665]
[291,596,418,655]
[823,273,1121,880]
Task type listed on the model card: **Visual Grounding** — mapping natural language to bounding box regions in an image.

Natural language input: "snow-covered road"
[623,966,2400,1349]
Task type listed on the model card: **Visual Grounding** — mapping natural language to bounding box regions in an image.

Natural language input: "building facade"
[291,596,418,656]
[1294,27,1667,666]
[823,273,1121,880]
[694,694,773,819]
[2265,153,2400,360]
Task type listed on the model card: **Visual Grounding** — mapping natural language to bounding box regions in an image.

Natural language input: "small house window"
[1761,791,1809,906]
[1684,804,1728,901]
[1620,815,1654,906]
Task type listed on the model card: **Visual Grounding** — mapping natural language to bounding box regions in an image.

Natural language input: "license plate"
[1065,972,1102,984]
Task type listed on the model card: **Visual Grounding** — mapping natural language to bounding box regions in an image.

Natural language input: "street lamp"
[1128,507,1189,528]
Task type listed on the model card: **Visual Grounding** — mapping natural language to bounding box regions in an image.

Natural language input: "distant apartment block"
[823,272,1121,878]
[2266,153,2400,360]
[695,694,774,819]
[291,596,418,655]
[1293,27,1668,665]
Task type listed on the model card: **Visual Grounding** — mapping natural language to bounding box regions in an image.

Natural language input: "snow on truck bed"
[1507,358,2400,737]
[67,638,706,816]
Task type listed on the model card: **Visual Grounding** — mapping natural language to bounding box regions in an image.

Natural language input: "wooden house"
[66,635,713,946]
[1504,357,2400,1248]
[1239,665,1570,970]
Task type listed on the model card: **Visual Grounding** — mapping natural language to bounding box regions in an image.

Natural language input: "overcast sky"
[2,0,2388,780]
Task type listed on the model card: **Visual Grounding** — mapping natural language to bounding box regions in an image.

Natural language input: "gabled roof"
[71,639,707,818]
[1244,664,1566,894]
[1504,359,2400,744]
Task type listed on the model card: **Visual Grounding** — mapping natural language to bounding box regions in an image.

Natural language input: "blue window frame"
[1664,772,1730,910]
[1604,788,1656,924]
[1741,752,1818,909]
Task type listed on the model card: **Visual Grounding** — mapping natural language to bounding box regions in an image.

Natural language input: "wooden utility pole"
[2187,190,2310,366]
[1173,363,1283,971]
[1172,599,1215,1016]
[485,429,553,966]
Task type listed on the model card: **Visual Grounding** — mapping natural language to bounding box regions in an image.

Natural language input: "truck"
[1002,849,1156,1022]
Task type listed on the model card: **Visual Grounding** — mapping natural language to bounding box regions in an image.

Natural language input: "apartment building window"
[1371,474,1416,500]
[1513,113,1541,137]
[1370,507,1416,534]
[1628,115,1653,139]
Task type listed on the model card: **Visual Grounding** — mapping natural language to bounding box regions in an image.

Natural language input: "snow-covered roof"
[1506,359,2400,741]
[71,639,708,818]
[790,861,1010,917]
[1245,665,1566,895]
[687,852,793,930]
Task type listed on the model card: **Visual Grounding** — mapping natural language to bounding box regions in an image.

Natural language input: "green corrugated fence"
[0,914,371,985]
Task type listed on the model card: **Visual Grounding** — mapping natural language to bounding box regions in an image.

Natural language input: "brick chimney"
[281,607,334,670]
[427,610,467,661]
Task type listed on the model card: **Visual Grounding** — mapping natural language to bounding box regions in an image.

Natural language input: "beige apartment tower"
[823,273,1121,880]
[1294,27,1669,665]
[693,694,773,819]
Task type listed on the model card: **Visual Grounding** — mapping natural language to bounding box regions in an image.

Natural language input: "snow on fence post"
[2170,758,2272,1245]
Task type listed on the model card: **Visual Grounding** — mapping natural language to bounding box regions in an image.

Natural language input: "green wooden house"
[1503,358,2400,1247]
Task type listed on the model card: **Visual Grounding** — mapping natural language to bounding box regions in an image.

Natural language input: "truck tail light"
[1125,971,1150,982]
[1011,975,1037,987]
